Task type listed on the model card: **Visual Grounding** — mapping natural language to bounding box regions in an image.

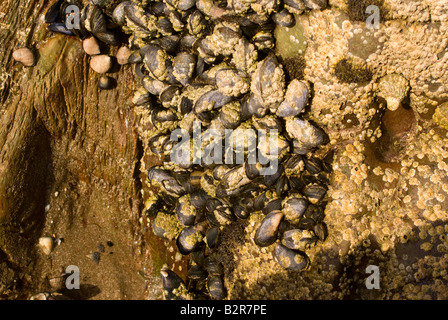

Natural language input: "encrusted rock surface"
[1,0,448,300]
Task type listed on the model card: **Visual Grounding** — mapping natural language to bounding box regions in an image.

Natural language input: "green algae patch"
[275,14,307,60]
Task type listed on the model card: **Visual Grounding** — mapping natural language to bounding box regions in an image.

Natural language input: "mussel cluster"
[45,0,331,300]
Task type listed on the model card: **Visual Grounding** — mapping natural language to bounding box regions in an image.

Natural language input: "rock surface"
[2,0,448,300]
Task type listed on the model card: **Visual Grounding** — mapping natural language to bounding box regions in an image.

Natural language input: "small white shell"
[377,74,409,111]
[13,48,36,67]
[38,237,54,255]
[49,275,65,290]
[29,293,50,300]
[83,37,101,56]
[116,46,132,65]
[90,55,112,74]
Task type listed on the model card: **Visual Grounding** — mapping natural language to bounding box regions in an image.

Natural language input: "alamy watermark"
[65,5,80,30]
[366,5,380,30]
[65,265,80,290]
[365,265,380,289]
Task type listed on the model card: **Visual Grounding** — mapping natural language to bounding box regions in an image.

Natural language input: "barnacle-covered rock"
[38,0,334,302]
[433,101,448,131]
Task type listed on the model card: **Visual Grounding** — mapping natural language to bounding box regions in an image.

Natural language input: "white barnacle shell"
[90,55,113,74]
[38,237,54,255]
[13,48,36,67]
[377,74,409,111]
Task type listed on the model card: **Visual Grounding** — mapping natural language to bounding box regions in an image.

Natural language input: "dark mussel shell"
[254,210,284,247]
[273,243,309,271]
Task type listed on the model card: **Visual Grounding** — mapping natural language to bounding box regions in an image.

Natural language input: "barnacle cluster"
[44,0,333,300]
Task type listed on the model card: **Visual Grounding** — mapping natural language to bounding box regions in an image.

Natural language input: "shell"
[254,210,284,247]
[176,225,204,255]
[252,30,275,51]
[286,118,328,154]
[273,243,309,271]
[132,87,151,106]
[187,10,208,37]
[173,52,196,86]
[143,76,169,96]
[141,44,173,82]
[282,229,317,251]
[377,74,409,111]
[207,275,226,300]
[13,48,36,67]
[205,227,221,249]
[250,53,285,109]
[215,68,250,97]
[216,165,252,198]
[152,211,181,240]
[176,194,197,226]
[314,222,328,241]
[218,101,241,129]
[160,267,188,300]
[90,55,113,74]
[282,196,308,223]
[272,9,295,27]
[187,263,208,280]
[97,76,114,90]
[204,256,224,276]
[38,237,54,255]
[303,183,327,204]
[83,37,101,56]
[276,80,309,118]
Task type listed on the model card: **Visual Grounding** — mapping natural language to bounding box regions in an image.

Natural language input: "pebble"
[83,37,101,56]
[13,48,36,67]
[90,55,112,74]
[116,46,132,65]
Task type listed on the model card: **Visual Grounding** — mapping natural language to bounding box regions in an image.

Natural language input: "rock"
[116,46,132,65]
[12,48,36,67]
[83,37,101,56]
[38,237,54,255]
